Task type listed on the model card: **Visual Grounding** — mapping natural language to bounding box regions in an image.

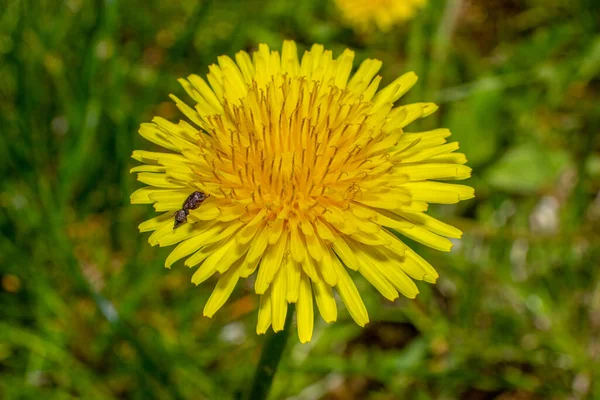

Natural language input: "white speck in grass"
[510,238,529,281]
[95,40,114,60]
[556,353,574,370]
[219,322,246,345]
[529,195,559,235]
[525,294,543,313]
[438,277,457,297]
[287,373,344,400]
[572,372,591,395]
[11,194,27,210]
[98,297,119,323]
[449,237,462,252]
[491,199,516,228]
[51,116,69,136]
[65,0,82,12]
[26,371,48,386]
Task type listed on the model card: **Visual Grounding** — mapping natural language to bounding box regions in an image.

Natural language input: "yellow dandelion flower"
[335,0,427,32]
[130,41,473,343]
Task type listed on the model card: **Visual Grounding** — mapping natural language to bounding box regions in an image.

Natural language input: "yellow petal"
[350,230,390,246]
[398,129,451,147]
[148,189,191,203]
[371,72,418,110]
[319,247,338,286]
[218,239,252,274]
[296,273,314,343]
[402,142,460,163]
[203,260,242,317]
[239,257,261,279]
[217,204,247,222]
[148,220,175,246]
[256,291,272,335]
[189,203,220,221]
[357,254,398,301]
[347,58,382,94]
[378,229,408,259]
[299,247,320,282]
[313,280,337,323]
[178,77,203,104]
[299,217,316,236]
[392,102,438,128]
[431,152,468,164]
[165,223,224,268]
[404,181,475,202]
[332,237,359,270]
[191,238,237,285]
[153,199,184,212]
[405,249,439,283]
[271,267,288,332]
[281,40,300,77]
[187,74,223,112]
[355,190,411,209]
[361,248,419,299]
[218,55,248,100]
[184,240,224,268]
[362,75,382,102]
[409,189,460,204]
[138,122,179,151]
[244,224,271,267]
[314,218,336,242]
[371,209,413,231]
[400,211,463,238]
[268,218,284,245]
[286,258,301,303]
[130,165,167,173]
[138,212,172,232]
[207,221,245,246]
[237,216,266,245]
[131,187,157,204]
[349,203,377,219]
[235,51,255,82]
[394,224,453,252]
[131,150,189,165]
[323,211,358,235]
[334,49,354,89]
[394,163,472,181]
[343,211,380,234]
[255,232,288,294]
[305,232,324,262]
[332,257,369,326]
[169,94,206,129]
[289,223,306,263]
[158,219,218,247]
[137,172,183,188]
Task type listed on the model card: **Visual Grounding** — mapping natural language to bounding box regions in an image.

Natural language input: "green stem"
[247,306,294,400]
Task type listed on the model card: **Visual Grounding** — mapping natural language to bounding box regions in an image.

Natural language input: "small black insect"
[182,191,208,211]
[173,191,208,229]
[173,209,189,229]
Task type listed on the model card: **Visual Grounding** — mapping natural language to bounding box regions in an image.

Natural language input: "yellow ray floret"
[131,41,473,343]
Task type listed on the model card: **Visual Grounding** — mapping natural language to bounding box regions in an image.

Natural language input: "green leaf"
[446,85,502,168]
[485,143,572,194]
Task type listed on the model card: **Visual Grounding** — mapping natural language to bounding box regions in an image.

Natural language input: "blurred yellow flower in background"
[335,0,427,32]
[130,40,473,343]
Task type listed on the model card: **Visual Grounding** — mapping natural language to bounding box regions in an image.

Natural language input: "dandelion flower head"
[131,41,473,343]
[335,0,427,32]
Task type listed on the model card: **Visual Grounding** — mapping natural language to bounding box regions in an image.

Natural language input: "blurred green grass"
[1,0,599,399]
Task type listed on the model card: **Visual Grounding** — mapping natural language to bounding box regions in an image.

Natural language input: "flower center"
[195,74,399,224]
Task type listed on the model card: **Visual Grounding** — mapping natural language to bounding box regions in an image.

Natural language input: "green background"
[1,0,599,398]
